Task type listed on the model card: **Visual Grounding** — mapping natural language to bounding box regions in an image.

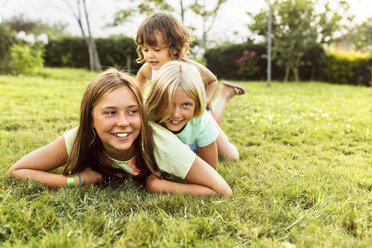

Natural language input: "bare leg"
[214,119,239,162]
[212,83,240,124]
[211,81,244,161]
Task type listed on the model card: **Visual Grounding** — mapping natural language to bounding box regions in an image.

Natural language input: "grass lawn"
[0,67,371,247]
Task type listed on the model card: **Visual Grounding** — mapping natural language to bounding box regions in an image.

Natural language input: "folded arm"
[7,135,102,188]
[146,156,232,197]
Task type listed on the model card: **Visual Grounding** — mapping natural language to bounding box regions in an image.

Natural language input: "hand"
[79,167,103,185]
[146,173,161,191]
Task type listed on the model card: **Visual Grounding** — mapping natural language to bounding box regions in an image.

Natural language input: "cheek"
[188,107,196,118]
[133,116,142,131]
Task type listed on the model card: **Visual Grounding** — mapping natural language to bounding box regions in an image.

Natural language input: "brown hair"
[136,12,191,63]
[63,68,158,182]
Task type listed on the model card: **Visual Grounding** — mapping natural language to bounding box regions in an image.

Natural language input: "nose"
[117,113,129,127]
[148,50,155,58]
[172,106,181,119]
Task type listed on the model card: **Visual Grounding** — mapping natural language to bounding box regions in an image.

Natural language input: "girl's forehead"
[154,31,165,42]
[97,86,137,106]
[143,30,166,46]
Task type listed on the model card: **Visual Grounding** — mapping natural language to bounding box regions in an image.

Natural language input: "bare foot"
[219,81,245,101]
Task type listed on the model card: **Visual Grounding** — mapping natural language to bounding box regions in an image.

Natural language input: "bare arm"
[146,156,232,197]
[7,135,102,188]
[198,141,218,169]
[188,59,218,106]
[136,63,151,93]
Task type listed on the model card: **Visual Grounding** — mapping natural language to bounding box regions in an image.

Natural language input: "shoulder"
[186,59,216,81]
[64,127,78,156]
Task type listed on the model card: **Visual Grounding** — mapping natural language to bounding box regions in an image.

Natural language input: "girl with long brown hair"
[8,68,232,197]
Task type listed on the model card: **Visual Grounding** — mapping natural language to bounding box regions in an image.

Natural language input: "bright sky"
[0,0,371,44]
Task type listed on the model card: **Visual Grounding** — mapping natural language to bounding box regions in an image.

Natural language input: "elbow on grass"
[7,166,16,178]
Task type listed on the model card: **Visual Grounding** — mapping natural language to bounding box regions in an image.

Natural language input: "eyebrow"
[101,104,139,109]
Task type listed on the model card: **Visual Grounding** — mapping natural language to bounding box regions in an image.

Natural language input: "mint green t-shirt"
[64,122,195,179]
[175,111,218,148]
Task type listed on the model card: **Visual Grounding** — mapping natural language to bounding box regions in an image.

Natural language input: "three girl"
[135,12,243,161]
[8,68,232,197]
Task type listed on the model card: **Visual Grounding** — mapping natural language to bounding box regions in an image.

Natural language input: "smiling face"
[92,86,141,161]
[141,31,171,70]
[163,86,196,132]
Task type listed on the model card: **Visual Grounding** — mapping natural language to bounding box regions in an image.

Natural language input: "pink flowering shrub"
[235,49,259,78]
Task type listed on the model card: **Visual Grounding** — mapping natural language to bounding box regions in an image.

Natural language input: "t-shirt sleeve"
[63,127,78,157]
[150,122,196,179]
[195,111,219,147]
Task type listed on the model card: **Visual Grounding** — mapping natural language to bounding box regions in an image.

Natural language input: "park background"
[0,0,371,247]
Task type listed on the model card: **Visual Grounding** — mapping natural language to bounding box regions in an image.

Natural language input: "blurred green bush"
[0,23,15,74]
[10,43,44,75]
[44,36,141,74]
[205,43,370,85]
[323,49,370,86]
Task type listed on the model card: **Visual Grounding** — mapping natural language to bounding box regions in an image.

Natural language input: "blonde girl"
[8,68,232,197]
[146,61,220,169]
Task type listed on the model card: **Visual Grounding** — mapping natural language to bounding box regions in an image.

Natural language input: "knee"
[225,151,239,162]
[230,153,239,162]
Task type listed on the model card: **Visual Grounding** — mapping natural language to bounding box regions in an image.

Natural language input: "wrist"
[66,173,82,188]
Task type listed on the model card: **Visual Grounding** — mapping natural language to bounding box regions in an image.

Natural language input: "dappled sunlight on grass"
[0,70,371,247]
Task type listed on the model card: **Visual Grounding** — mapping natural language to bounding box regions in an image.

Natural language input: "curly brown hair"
[136,12,191,63]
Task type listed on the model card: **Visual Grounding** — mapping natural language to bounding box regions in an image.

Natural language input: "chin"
[166,124,184,132]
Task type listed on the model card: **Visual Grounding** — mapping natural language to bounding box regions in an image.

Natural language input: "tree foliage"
[111,0,228,50]
[341,17,372,53]
[111,0,173,26]
[6,15,68,39]
[247,0,353,81]
[188,0,227,49]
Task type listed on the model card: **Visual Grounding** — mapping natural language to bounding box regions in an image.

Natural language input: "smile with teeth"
[169,119,183,126]
[113,132,130,138]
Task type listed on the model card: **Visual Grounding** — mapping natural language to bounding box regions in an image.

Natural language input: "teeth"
[115,133,129,138]
[171,120,181,124]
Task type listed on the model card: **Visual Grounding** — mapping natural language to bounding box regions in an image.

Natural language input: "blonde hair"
[136,12,191,63]
[63,68,158,182]
[145,61,206,124]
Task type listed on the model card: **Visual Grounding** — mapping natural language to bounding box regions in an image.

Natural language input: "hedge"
[205,43,371,85]
[0,23,15,74]
[44,37,371,85]
[323,50,370,86]
[44,36,141,73]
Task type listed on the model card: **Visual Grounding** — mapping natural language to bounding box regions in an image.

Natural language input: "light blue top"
[175,110,218,148]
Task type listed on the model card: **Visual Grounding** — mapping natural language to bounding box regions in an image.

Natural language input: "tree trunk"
[284,67,290,82]
[293,68,299,82]
[82,0,101,71]
[180,0,185,23]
